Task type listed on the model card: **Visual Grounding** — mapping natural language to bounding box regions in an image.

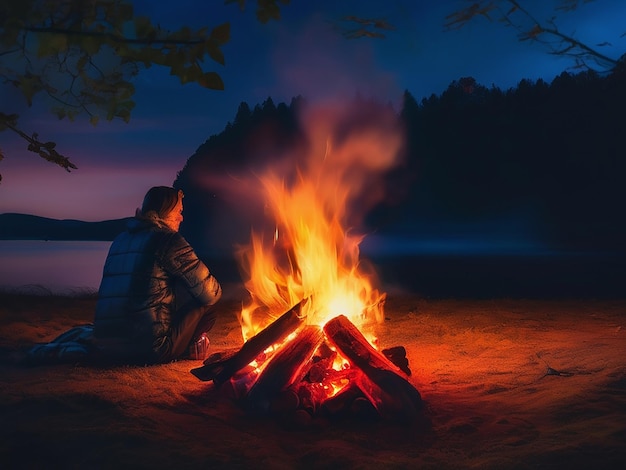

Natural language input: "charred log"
[191,297,309,384]
[320,381,364,418]
[324,315,422,422]
[246,325,324,413]
[269,388,301,415]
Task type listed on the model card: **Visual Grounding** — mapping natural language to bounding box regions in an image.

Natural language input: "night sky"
[1,0,625,221]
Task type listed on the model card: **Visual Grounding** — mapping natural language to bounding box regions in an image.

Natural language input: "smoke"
[268,12,402,108]
[276,100,405,231]
[187,97,407,263]
[189,10,409,253]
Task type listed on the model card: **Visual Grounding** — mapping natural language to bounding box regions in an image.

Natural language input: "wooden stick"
[324,314,423,422]
[191,297,309,384]
[246,325,324,414]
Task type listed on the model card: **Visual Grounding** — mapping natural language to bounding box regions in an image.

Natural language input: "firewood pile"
[191,298,423,425]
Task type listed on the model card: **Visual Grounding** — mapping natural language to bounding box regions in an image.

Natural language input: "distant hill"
[0,213,131,241]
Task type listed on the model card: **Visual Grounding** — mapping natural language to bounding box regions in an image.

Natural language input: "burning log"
[324,315,422,422]
[191,297,309,384]
[191,307,423,424]
[320,381,364,418]
[246,325,324,414]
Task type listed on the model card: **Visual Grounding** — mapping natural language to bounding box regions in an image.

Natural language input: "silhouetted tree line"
[398,66,626,252]
[174,96,307,259]
[174,66,626,259]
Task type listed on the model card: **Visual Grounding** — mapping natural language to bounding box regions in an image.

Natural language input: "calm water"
[0,239,623,298]
[0,240,111,294]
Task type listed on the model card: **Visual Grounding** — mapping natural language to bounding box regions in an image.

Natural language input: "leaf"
[90,115,100,126]
[116,2,134,22]
[520,24,544,41]
[119,99,136,111]
[177,66,194,84]
[36,33,68,57]
[197,72,224,90]
[0,114,19,128]
[256,0,282,23]
[206,42,225,65]
[210,22,230,44]
[66,109,79,122]
[444,2,497,30]
[78,36,101,55]
[170,26,192,42]
[344,29,385,39]
[54,108,67,120]
[117,108,132,123]
[18,75,43,106]
[169,55,188,78]
[225,0,246,11]
[134,16,154,37]
[76,54,89,71]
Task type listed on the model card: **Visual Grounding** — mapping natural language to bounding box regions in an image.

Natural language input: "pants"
[155,301,217,363]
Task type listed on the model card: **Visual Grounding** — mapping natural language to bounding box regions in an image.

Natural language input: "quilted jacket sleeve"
[159,232,222,306]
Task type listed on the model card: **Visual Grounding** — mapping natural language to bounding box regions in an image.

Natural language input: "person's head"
[140,186,184,231]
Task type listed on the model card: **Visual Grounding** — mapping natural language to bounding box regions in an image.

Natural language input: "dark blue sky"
[1,0,624,221]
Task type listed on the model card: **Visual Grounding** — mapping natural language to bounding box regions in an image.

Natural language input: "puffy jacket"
[94,215,221,358]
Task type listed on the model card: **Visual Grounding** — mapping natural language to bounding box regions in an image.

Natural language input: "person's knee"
[198,310,217,333]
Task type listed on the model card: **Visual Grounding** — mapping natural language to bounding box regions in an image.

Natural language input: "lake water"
[1,239,623,298]
[0,240,111,294]
[1,237,517,294]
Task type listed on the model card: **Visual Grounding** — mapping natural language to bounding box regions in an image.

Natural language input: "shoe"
[189,333,210,360]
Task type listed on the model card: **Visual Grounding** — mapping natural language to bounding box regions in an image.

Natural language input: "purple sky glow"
[1,0,625,221]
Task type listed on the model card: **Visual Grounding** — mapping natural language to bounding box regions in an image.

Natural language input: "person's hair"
[140,186,183,218]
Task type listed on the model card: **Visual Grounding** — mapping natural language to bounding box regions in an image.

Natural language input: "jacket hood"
[127,209,172,233]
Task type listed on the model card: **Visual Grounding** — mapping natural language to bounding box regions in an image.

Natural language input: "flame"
[236,103,403,345]
[238,170,384,339]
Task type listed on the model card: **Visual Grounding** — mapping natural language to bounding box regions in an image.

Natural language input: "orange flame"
[236,103,404,344]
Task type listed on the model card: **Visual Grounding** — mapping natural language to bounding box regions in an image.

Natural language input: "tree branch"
[538,25,618,68]
[1,116,77,171]
[23,25,214,47]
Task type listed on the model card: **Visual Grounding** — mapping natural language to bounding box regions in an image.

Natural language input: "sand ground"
[1,283,625,469]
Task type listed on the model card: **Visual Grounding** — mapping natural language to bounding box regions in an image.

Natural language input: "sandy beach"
[1,283,625,469]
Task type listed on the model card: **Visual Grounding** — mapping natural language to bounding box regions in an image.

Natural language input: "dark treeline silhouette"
[395,69,626,253]
[174,67,626,265]
[174,96,307,262]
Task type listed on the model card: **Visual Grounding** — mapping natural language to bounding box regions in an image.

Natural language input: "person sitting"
[92,186,222,364]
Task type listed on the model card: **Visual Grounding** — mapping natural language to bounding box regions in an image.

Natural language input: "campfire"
[191,103,422,424]
[191,298,422,423]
